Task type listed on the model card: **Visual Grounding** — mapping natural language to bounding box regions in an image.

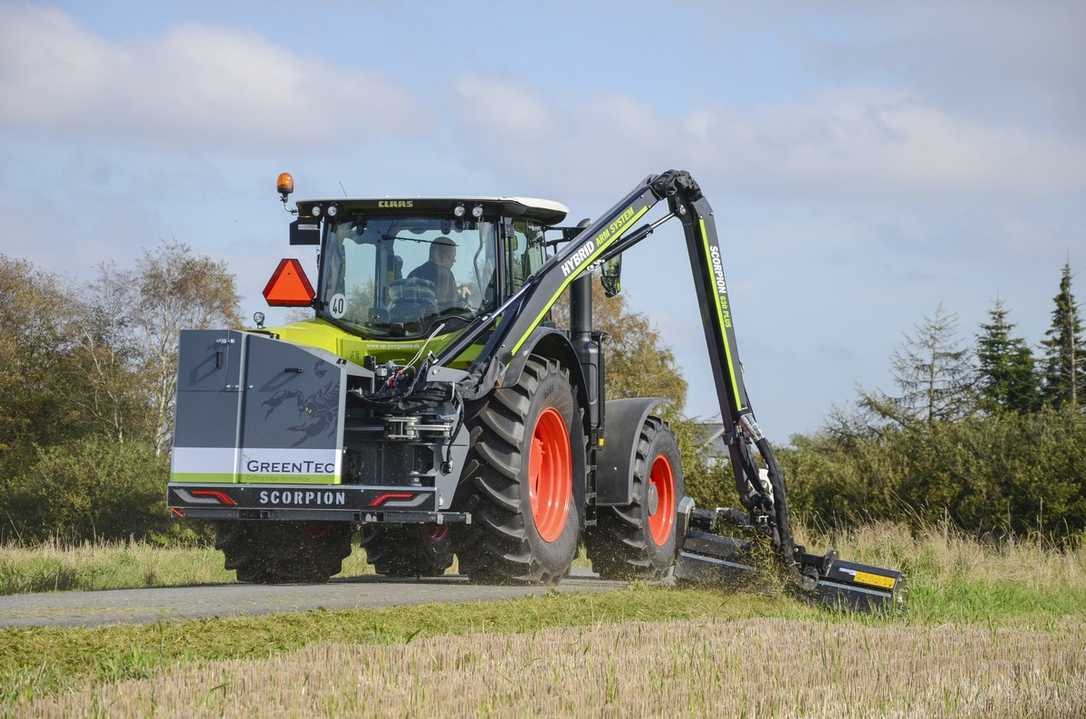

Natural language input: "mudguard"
[595,397,667,506]
[501,327,590,424]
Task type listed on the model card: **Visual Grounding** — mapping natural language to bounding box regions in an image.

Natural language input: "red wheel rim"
[528,407,572,543]
[647,455,675,545]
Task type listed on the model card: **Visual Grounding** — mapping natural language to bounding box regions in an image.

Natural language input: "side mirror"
[290,218,321,245]
[600,255,622,297]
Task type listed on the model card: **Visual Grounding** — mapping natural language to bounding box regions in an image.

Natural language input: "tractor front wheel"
[455,356,584,583]
[361,523,454,577]
[215,521,352,584]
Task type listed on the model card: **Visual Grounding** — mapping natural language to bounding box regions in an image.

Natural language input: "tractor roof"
[296,196,569,226]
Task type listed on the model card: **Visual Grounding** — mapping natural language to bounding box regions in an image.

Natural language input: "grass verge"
[800,522,1086,624]
[2,524,1085,709]
[4,569,1086,710]
[24,617,1086,718]
[0,587,808,706]
[0,541,237,595]
[0,540,596,596]
[0,539,381,595]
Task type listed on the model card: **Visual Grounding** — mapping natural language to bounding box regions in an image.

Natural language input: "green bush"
[0,437,188,544]
[1,409,1080,545]
[779,407,1086,540]
[667,416,733,509]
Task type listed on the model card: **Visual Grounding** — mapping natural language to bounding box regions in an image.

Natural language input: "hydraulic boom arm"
[436,170,798,569]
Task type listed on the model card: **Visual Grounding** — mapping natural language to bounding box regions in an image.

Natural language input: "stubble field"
[3,524,1085,717]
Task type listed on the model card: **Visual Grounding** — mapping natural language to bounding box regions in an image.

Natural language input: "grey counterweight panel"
[173,330,349,484]
[177,330,243,392]
[236,335,345,484]
[240,335,343,452]
[174,330,244,451]
[174,392,244,448]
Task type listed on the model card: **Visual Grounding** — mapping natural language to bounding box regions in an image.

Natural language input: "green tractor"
[168,170,900,607]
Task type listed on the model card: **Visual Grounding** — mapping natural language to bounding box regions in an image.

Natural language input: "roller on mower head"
[675,507,903,611]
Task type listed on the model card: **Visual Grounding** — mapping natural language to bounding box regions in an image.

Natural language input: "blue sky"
[1,1,1083,440]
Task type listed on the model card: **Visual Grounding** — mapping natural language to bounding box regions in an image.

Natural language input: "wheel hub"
[646,454,675,546]
[647,484,659,515]
[527,407,572,543]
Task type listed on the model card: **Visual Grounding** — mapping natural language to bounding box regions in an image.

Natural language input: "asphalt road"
[0,570,626,628]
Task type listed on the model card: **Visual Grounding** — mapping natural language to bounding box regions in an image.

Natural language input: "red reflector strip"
[369,492,416,507]
[190,489,238,506]
[170,507,186,518]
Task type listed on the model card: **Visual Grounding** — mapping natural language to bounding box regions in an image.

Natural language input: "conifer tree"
[975,299,1039,412]
[857,303,975,427]
[1041,263,1085,408]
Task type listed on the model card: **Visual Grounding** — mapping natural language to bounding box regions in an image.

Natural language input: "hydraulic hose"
[756,437,798,569]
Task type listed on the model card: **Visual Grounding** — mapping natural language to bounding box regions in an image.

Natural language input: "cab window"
[507,220,546,293]
[321,216,497,338]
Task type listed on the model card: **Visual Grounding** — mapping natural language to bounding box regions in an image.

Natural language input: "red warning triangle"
[263,258,315,307]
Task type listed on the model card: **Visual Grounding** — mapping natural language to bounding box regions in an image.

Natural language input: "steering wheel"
[387,278,439,323]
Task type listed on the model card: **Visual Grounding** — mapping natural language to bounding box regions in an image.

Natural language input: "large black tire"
[454,356,584,583]
[585,417,684,580]
[215,521,352,584]
[361,524,454,577]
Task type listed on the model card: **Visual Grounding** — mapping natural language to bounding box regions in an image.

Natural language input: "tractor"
[167,170,900,608]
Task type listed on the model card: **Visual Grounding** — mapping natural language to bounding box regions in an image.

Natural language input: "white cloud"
[697,89,1086,194]
[454,75,553,141]
[0,6,420,147]
[450,78,1086,201]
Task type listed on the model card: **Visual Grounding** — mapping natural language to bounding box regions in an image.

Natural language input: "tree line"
[1,247,1081,544]
[778,263,1086,541]
[0,246,239,542]
[0,260,710,544]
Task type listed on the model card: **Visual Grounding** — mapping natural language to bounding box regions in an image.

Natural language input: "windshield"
[320,216,497,338]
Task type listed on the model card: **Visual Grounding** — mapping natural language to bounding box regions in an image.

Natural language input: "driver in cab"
[409,236,460,307]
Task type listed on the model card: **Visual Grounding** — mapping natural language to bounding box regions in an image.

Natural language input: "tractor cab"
[274,178,568,345]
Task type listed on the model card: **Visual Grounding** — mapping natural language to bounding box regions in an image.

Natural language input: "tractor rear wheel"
[585,417,684,579]
[361,523,454,577]
[215,521,352,584]
[455,356,584,583]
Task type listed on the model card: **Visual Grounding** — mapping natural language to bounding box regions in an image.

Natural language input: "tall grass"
[797,522,1086,623]
[798,521,1086,590]
[0,539,375,595]
[0,538,596,596]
